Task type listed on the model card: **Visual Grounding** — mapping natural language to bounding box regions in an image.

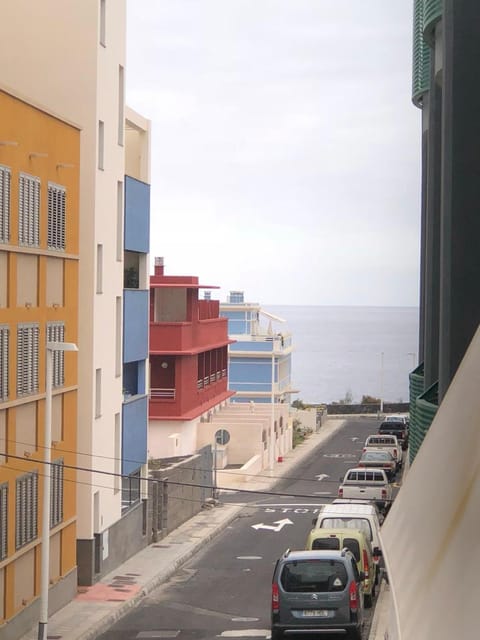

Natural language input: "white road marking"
[136,632,180,639]
[313,491,332,495]
[219,631,269,637]
[231,617,260,622]
[236,556,262,560]
[251,518,293,532]
[315,473,330,481]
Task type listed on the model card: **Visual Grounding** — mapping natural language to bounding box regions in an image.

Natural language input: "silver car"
[271,548,365,639]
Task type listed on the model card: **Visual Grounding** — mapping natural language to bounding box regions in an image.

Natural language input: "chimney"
[154,256,164,276]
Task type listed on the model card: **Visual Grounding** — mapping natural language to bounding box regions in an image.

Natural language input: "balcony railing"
[150,387,176,399]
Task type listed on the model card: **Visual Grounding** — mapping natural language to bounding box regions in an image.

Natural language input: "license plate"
[303,609,328,617]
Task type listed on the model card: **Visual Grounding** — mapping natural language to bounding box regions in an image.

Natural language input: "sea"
[264,306,419,405]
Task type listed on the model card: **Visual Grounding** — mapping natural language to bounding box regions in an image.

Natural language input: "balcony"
[150,317,229,353]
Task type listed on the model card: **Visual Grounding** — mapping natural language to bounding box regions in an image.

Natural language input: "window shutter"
[0,483,8,560]
[0,326,8,401]
[0,165,11,243]
[50,459,64,527]
[18,174,40,247]
[17,324,39,396]
[47,183,66,251]
[46,322,65,387]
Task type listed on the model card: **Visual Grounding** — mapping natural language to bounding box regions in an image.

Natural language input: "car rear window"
[311,537,340,552]
[320,517,373,541]
[281,560,348,593]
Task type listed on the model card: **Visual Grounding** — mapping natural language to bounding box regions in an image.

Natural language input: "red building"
[148,257,235,456]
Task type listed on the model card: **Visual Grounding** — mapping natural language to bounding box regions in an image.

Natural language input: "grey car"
[271,548,365,639]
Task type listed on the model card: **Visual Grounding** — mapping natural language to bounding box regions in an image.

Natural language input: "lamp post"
[269,344,275,470]
[379,351,384,414]
[38,341,78,640]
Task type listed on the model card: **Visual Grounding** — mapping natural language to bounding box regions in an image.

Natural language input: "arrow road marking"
[315,474,330,481]
[251,518,294,532]
[351,437,359,442]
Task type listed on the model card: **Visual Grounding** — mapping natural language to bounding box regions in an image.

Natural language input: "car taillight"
[362,549,369,578]
[362,447,366,452]
[349,580,358,612]
[272,583,279,613]
[358,463,365,467]
[338,487,343,498]
[393,448,397,458]
[381,488,387,499]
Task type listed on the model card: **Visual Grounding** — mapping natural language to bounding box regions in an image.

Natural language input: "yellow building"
[0,90,79,630]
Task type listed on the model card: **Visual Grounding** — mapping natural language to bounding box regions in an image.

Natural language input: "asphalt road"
[95,416,390,640]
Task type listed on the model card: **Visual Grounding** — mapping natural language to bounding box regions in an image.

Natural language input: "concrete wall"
[149,447,213,540]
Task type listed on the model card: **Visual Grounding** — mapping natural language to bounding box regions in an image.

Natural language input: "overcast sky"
[126,1,421,306]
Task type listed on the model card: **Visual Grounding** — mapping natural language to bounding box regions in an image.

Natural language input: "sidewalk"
[20,419,346,640]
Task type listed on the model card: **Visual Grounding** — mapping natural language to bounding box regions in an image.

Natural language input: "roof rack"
[283,548,291,558]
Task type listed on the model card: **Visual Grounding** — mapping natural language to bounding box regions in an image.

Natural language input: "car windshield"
[362,451,391,461]
[311,537,361,562]
[281,560,348,593]
[320,517,372,541]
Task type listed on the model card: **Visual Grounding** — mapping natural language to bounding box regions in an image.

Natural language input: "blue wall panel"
[122,395,148,474]
[124,289,149,362]
[125,176,150,253]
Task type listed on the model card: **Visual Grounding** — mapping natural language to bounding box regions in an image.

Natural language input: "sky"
[126,1,421,307]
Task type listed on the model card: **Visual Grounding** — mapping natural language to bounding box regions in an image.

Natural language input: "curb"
[79,504,244,640]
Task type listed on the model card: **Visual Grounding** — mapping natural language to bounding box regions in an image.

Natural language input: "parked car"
[364,434,403,468]
[305,527,376,607]
[378,419,409,450]
[384,414,409,427]
[338,467,393,510]
[271,548,365,640]
[312,502,384,577]
[358,448,396,480]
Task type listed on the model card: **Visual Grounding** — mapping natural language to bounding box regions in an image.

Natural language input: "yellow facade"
[0,90,79,624]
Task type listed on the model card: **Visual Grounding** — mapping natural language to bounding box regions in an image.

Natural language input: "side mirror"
[312,518,317,526]
[373,547,382,557]
[358,571,366,582]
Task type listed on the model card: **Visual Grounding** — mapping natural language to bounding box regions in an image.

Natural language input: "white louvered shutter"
[46,322,65,387]
[0,483,7,560]
[0,326,8,401]
[50,459,64,527]
[0,165,11,243]
[18,174,40,247]
[47,183,66,250]
[17,324,39,396]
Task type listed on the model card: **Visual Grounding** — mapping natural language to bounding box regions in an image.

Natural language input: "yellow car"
[305,527,377,608]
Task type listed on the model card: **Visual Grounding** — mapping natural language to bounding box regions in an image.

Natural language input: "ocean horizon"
[264,305,419,405]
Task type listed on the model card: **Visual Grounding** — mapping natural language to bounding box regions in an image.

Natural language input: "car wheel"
[271,628,283,640]
[364,592,373,609]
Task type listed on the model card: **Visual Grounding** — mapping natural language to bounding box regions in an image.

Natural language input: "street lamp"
[379,351,384,414]
[269,344,276,470]
[38,341,78,640]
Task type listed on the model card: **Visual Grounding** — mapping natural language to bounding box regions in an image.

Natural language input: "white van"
[312,502,383,573]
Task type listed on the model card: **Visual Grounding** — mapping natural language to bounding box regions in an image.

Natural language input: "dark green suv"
[271,548,365,639]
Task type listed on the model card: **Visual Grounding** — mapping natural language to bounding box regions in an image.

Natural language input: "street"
[95,416,389,640]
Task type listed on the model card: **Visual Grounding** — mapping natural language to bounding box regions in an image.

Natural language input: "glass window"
[320,517,373,542]
[343,538,361,562]
[311,537,340,551]
[281,560,348,593]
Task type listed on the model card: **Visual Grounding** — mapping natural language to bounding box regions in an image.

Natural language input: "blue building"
[219,291,296,404]
[122,109,150,512]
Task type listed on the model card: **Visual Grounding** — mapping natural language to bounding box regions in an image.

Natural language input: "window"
[18,174,40,247]
[15,471,38,549]
[46,323,65,388]
[100,0,106,46]
[281,560,348,593]
[98,121,105,170]
[0,483,7,560]
[50,459,64,528]
[116,181,123,261]
[118,65,125,145]
[17,323,39,396]
[122,469,141,513]
[0,326,8,401]
[47,183,66,251]
[0,165,11,243]
[96,244,103,293]
[95,368,101,417]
